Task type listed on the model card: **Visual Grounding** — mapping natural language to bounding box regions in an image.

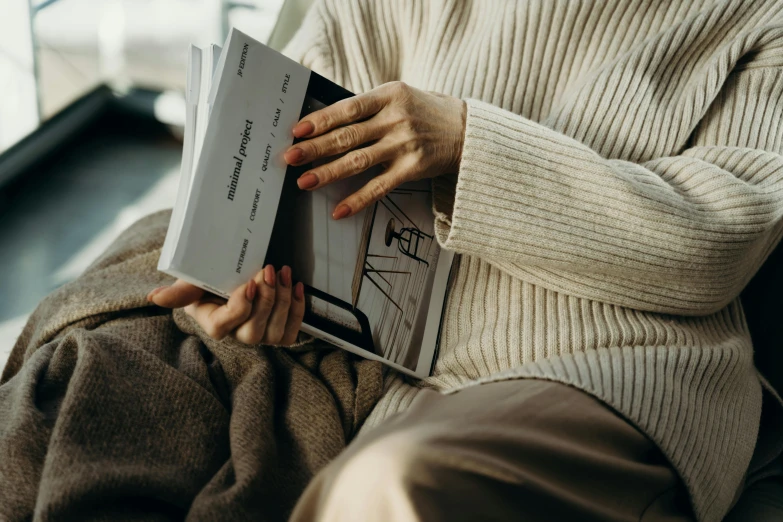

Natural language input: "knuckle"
[389,81,408,95]
[348,149,371,172]
[368,178,389,202]
[277,288,292,306]
[258,289,276,310]
[335,126,358,150]
[344,99,363,121]
[303,141,320,159]
[313,164,333,184]
[310,113,328,134]
[321,111,337,131]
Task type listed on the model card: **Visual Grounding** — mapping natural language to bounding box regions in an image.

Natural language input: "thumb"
[148,280,206,308]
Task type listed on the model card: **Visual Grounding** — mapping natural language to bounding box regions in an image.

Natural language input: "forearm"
[433,99,783,315]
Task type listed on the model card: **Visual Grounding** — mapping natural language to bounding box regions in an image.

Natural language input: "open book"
[159,28,454,378]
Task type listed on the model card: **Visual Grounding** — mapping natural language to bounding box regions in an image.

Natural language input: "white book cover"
[159,28,454,378]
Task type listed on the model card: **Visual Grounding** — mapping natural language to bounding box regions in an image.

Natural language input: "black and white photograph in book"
[266,156,439,371]
[352,185,439,369]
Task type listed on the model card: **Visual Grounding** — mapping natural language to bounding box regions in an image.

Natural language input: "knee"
[313,431,432,521]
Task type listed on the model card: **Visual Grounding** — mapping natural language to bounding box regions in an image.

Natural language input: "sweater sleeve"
[281,1,337,83]
[433,67,783,315]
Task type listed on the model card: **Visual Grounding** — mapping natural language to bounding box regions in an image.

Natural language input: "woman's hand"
[284,81,467,219]
[147,265,305,346]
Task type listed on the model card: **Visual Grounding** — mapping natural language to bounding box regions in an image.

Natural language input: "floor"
[0,109,182,370]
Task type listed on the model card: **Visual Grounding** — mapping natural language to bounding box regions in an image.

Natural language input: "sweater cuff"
[434,98,534,253]
[433,98,598,261]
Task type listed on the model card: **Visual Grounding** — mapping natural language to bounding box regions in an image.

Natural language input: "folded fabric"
[0,210,383,521]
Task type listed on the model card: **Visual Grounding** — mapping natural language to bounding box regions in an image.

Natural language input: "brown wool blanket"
[0,210,383,521]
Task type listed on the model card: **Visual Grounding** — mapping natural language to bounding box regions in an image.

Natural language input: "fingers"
[262,266,294,345]
[295,142,392,190]
[169,266,305,347]
[291,89,386,139]
[281,282,306,346]
[234,265,277,344]
[186,280,254,340]
[332,169,408,219]
[236,265,305,346]
[286,120,386,168]
[148,280,205,308]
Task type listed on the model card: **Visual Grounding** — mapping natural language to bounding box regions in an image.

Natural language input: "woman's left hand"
[284,81,467,219]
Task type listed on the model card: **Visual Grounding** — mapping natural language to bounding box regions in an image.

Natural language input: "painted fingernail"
[280,266,292,287]
[293,121,314,138]
[297,172,318,189]
[147,286,166,302]
[264,265,276,287]
[332,204,351,220]
[294,282,304,301]
[246,279,256,301]
[285,147,304,164]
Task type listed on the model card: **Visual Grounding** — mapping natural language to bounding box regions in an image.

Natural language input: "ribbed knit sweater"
[284,2,783,520]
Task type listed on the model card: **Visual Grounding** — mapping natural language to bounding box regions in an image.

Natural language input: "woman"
[150,0,783,520]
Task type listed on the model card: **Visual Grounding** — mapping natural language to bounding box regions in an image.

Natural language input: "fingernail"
[297,172,318,190]
[264,265,276,287]
[285,147,304,165]
[332,204,351,220]
[293,121,314,138]
[246,279,256,301]
[294,282,304,301]
[147,286,166,302]
[280,266,292,287]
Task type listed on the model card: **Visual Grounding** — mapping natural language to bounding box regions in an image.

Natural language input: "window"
[0,0,284,157]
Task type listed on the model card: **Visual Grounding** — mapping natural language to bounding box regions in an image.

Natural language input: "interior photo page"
[265,73,441,371]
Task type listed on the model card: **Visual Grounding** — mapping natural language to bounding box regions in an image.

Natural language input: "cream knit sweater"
[284,1,783,520]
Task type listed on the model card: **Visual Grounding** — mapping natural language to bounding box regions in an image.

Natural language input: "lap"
[292,379,694,522]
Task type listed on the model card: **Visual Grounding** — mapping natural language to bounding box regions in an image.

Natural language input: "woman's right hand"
[147,265,305,346]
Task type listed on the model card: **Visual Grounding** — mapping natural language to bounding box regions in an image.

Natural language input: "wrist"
[449,97,467,173]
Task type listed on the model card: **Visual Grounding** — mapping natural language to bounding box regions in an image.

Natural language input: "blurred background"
[0,0,313,365]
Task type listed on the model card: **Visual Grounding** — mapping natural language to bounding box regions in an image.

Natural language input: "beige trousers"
[290,379,694,522]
